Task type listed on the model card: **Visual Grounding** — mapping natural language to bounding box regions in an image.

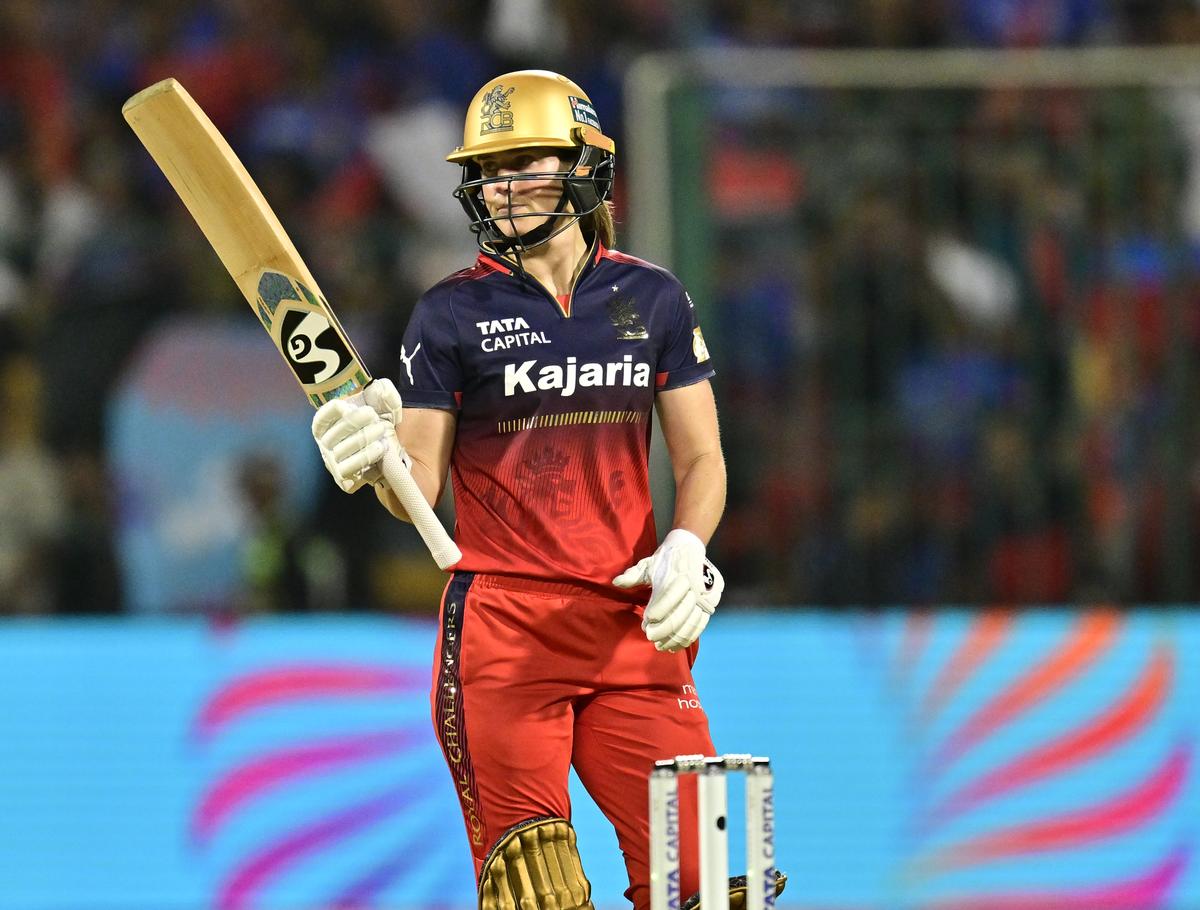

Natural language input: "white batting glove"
[311,378,407,493]
[613,528,725,652]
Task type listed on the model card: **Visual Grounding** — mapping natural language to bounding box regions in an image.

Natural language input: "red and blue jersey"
[397,242,714,596]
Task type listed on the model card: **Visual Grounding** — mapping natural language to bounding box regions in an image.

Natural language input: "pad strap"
[681,869,788,910]
[479,816,594,910]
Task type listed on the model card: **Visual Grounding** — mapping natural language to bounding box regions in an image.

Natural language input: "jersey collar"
[475,238,606,282]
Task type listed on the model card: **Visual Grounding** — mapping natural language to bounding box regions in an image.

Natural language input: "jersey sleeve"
[396,289,462,410]
[656,280,716,392]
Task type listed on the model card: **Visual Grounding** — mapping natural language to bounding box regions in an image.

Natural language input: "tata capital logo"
[476,316,550,352]
[759,787,777,899]
[665,789,681,907]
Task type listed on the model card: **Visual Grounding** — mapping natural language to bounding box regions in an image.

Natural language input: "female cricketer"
[311,70,783,910]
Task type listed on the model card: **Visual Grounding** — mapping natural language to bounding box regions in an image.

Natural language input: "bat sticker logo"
[258,270,355,386]
[399,343,421,385]
[280,309,353,385]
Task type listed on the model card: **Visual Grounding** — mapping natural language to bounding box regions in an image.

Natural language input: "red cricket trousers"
[431,571,715,910]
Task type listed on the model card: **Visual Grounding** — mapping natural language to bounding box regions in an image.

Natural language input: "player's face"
[476,148,569,239]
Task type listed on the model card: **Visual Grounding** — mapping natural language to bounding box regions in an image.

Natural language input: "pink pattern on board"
[895,610,934,689]
[194,665,426,740]
[916,610,1013,730]
[332,848,425,908]
[218,781,432,910]
[923,842,1189,910]
[913,741,1190,873]
[193,727,425,842]
[926,611,1119,774]
[921,645,1171,832]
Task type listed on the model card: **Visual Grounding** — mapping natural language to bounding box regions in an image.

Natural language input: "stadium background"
[3,1,1200,908]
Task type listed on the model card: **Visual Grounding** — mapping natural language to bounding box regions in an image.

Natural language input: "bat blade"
[123,78,461,570]
[122,78,369,406]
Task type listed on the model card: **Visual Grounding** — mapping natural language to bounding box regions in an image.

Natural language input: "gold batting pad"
[479,817,594,910]
[681,869,788,910]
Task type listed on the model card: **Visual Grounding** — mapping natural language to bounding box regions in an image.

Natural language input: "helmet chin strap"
[488,189,573,255]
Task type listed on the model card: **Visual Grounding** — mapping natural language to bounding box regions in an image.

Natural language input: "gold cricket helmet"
[448,70,616,252]
[447,70,615,163]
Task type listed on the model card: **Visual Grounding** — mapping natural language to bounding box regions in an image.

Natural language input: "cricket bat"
[123,78,461,570]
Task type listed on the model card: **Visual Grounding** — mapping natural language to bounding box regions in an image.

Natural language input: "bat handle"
[380,445,462,570]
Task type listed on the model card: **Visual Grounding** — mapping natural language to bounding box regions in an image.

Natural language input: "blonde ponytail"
[582,201,616,249]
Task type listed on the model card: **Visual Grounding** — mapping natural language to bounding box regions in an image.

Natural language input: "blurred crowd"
[3,0,1200,614]
[712,77,1200,605]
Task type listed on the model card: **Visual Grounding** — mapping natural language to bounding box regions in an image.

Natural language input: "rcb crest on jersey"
[607,296,648,340]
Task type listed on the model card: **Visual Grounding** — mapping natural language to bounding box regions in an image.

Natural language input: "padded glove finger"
[613,557,653,588]
[643,574,691,627]
[656,608,710,652]
[336,437,390,480]
[362,378,403,425]
[311,399,355,438]
[645,588,694,641]
[318,404,381,451]
[329,417,393,463]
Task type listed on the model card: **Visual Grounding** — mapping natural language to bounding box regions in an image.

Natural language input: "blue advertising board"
[0,609,1196,909]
